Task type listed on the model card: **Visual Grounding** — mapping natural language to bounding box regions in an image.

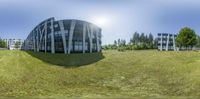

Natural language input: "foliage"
[176,27,197,49]
[117,46,126,52]
[14,41,21,49]
[130,32,140,44]
[0,39,7,48]
[103,32,157,51]
[129,32,156,50]
[196,36,200,47]
[102,39,126,51]
[102,44,117,50]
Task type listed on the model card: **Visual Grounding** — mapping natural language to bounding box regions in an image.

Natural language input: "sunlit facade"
[157,33,177,51]
[23,17,102,54]
[3,39,23,50]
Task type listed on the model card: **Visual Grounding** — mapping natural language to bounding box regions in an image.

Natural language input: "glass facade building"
[157,33,177,51]
[23,17,102,54]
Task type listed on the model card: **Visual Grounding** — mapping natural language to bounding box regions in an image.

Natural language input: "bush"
[117,46,126,52]
[0,40,7,48]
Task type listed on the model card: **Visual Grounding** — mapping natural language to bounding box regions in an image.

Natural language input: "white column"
[44,21,47,53]
[51,19,55,53]
[37,25,45,52]
[173,34,176,51]
[88,25,93,53]
[160,34,163,51]
[96,29,100,52]
[82,23,86,53]
[68,20,76,54]
[33,31,36,52]
[6,39,9,49]
[59,21,67,54]
[166,34,169,51]
[37,28,39,52]
[39,27,42,51]
[99,32,102,51]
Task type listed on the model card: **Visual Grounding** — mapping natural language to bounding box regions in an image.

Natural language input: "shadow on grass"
[25,51,105,68]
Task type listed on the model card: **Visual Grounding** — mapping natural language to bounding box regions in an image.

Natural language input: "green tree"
[145,35,148,43]
[0,39,7,48]
[117,38,121,46]
[129,32,155,50]
[147,33,154,49]
[140,33,145,43]
[113,40,118,49]
[114,40,117,46]
[176,27,197,50]
[196,36,200,47]
[15,41,21,49]
[154,37,158,49]
[148,33,154,44]
[130,32,140,44]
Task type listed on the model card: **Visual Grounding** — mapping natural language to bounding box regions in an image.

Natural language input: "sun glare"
[91,16,110,27]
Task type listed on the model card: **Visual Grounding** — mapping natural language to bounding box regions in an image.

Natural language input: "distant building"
[23,17,102,54]
[157,33,177,51]
[3,39,23,50]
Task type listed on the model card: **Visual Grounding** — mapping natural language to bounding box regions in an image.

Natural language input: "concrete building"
[23,17,102,54]
[3,39,23,50]
[157,33,177,51]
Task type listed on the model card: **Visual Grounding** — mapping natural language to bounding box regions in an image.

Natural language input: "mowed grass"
[0,50,200,98]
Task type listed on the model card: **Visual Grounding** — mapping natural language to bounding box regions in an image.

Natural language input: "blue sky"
[0,0,200,45]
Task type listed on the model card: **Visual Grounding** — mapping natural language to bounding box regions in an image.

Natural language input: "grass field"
[0,50,200,98]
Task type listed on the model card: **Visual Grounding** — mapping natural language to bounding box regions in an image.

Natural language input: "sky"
[0,0,200,45]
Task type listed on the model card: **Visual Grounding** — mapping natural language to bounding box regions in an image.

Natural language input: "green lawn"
[0,50,200,98]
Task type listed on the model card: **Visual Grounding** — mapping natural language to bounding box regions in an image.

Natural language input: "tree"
[146,33,154,49]
[103,32,156,51]
[15,41,21,49]
[130,32,140,44]
[117,39,126,47]
[148,33,154,44]
[117,38,121,46]
[128,32,155,50]
[196,36,200,48]
[114,40,117,46]
[140,33,145,43]
[113,40,118,49]
[121,39,126,46]
[145,35,148,43]
[0,39,7,48]
[154,37,158,49]
[176,27,197,50]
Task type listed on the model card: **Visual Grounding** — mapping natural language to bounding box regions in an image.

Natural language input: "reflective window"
[63,20,71,30]
[85,42,88,51]
[54,31,64,52]
[74,41,83,51]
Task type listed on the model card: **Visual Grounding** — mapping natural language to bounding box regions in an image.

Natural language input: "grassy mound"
[0,50,200,98]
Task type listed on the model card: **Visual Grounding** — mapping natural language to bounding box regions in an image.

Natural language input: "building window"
[54,24,58,28]
[85,42,88,51]
[65,30,68,37]
[74,41,83,51]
